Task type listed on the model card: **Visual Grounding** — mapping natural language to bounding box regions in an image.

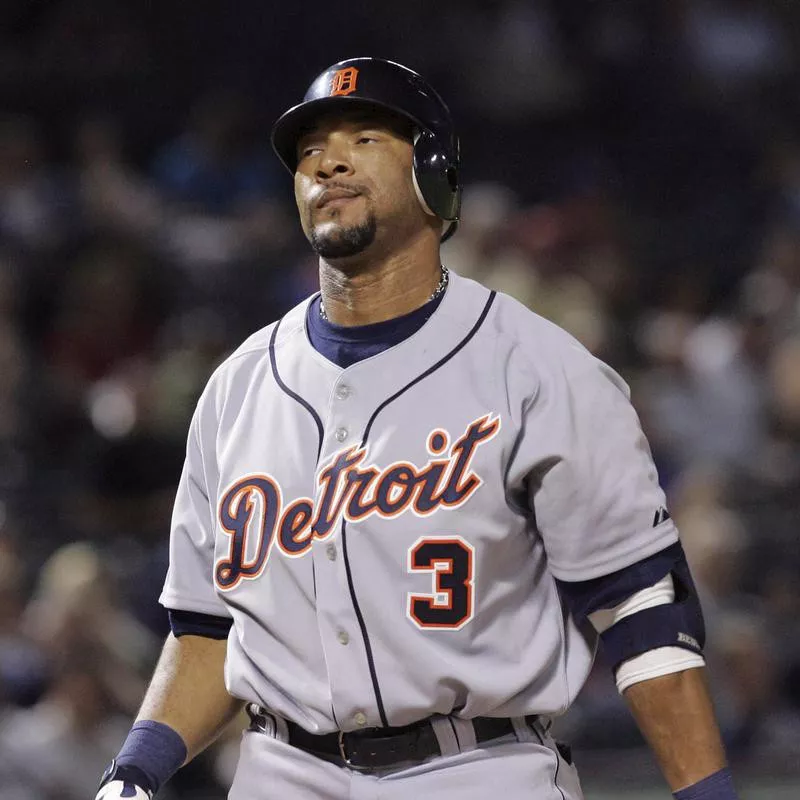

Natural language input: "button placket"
[314,380,379,727]
[310,529,371,728]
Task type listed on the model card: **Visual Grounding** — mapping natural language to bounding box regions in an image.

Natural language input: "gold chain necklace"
[319,266,449,321]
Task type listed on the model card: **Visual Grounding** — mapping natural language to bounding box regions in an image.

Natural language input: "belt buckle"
[337,731,373,773]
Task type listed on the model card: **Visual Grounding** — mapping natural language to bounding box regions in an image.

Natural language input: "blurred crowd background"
[0,1,799,797]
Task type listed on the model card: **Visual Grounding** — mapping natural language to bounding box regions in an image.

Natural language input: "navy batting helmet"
[271,57,461,240]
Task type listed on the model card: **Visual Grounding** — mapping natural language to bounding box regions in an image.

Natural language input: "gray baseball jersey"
[159,270,678,734]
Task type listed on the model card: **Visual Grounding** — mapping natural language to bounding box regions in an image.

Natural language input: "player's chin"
[309,217,377,260]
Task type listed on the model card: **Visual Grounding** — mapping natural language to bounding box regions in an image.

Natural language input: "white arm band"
[614,647,705,694]
[588,573,705,693]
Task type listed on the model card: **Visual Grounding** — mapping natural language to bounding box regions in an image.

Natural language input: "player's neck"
[318,237,442,327]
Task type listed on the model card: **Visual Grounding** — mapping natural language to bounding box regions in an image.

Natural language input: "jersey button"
[353,712,367,727]
[337,630,349,646]
[335,385,350,400]
[335,427,348,442]
[326,543,337,561]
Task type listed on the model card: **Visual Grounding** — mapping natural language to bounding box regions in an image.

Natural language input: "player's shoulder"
[453,272,627,393]
[471,276,596,366]
[492,287,580,347]
[223,295,311,365]
[197,294,314,406]
[450,272,581,346]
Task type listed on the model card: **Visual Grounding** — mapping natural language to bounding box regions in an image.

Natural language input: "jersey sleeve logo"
[330,66,359,96]
[214,414,500,591]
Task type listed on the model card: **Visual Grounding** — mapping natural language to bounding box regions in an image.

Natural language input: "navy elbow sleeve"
[556,542,686,621]
[556,542,706,671]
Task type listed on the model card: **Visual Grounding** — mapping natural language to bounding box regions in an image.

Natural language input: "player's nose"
[315,138,355,180]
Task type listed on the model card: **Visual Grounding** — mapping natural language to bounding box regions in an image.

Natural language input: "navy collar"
[305,292,445,368]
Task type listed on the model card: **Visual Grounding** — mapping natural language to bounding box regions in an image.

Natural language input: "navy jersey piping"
[340,517,386,725]
[269,318,325,463]
[341,290,497,728]
[361,292,497,443]
[270,317,323,600]
[270,316,333,723]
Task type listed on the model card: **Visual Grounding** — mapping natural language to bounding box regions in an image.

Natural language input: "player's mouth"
[316,187,362,209]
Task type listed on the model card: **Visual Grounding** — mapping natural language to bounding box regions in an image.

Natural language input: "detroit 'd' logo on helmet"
[329,66,359,96]
[214,414,500,590]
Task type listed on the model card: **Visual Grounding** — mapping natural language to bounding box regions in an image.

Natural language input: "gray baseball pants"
[228,715,584,799]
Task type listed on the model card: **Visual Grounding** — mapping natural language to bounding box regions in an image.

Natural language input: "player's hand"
[95,779,153,799]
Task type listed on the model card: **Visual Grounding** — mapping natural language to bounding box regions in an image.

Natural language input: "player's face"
[293,110,425,260]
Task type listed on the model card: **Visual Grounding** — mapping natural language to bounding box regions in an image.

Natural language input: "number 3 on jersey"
[407,536,475,630]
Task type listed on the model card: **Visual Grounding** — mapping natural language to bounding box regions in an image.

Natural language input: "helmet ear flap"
[411,164,436,217]
[412,129,461,223]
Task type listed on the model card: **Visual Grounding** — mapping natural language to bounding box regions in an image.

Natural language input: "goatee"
[309,214,377,259]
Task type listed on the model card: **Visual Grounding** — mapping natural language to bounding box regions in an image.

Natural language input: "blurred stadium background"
[0,1,798,797]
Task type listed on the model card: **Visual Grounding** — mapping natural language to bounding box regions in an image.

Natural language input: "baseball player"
[95,58,739,800]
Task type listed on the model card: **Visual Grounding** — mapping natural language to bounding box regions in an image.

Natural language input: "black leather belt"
[247,705,537,772]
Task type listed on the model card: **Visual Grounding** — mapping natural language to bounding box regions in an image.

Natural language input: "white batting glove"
[95,779,152,799]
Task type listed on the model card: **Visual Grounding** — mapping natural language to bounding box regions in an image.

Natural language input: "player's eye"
[300,146,322,158]
[356,135,378,144]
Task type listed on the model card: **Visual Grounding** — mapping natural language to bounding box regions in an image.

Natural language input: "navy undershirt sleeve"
[305,292,444,368]
[168,608,232,639]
